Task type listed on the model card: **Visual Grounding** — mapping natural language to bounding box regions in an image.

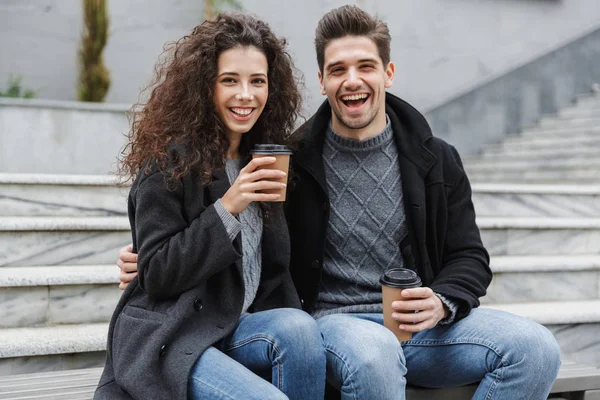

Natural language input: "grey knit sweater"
[214,158,263,314]
[312,119,409,318]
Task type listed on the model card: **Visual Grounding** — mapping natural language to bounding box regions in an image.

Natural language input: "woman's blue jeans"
[318,308,562,400]
[188,308,326,400]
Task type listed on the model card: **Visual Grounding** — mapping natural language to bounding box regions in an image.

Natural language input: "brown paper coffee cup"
[380,268,422,341]
[250,144,292,202]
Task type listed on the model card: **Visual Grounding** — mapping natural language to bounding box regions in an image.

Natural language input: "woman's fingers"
[241,180,286,193]
[240,156,277,173]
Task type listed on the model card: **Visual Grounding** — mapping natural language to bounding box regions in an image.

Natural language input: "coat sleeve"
[133,171,242,299]
[429,145,492,321]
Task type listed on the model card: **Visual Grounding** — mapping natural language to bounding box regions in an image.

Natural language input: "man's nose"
[344,68,361,89]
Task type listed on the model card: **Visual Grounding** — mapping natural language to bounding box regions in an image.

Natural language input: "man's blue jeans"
[188,308,326,400]
[318,308,562,400]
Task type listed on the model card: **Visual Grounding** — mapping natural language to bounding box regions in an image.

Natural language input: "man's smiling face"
[318,35,394,140]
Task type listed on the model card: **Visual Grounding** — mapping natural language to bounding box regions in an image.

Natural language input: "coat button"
[194,298,203,311]
[311,260,320,269]
[159,344,167,357]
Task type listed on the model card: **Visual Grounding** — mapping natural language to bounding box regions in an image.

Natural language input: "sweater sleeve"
[214,198,242,241]
[133,171,242,299]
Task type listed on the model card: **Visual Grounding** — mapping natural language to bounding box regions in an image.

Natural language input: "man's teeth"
[342,94,368,101]
[231,108,252,116]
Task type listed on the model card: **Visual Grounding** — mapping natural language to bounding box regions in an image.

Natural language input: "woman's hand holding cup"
[221,156,287,215]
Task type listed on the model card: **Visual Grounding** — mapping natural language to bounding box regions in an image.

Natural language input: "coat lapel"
[387,100,436,284]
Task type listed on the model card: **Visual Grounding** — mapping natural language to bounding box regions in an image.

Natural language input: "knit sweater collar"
[326,115,393,151]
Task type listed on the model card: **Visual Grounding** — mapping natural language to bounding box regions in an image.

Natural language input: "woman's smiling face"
[213,46,269,141]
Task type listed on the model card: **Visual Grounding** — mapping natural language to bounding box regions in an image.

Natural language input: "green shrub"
[0,75,36,99]
[78,0,110,102]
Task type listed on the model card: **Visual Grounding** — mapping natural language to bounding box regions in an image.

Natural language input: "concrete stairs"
[467,87,600,367]
[0,174,128,375]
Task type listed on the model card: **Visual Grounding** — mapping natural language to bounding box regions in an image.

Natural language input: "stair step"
[0,265,119,287]
[503,132,600,145]
[472,184,600,217]
[477,145,600,160]
[490,254,600,273]
[536,116,600,128]
[467,157,600,171]
[0,217,131,268]
[467,169,600,183]
[0,173,128,217]
[483,300,600,325]
[0,324,108,359]
[477,217,600,256]
[483,255,600,304]
[0,266,121,328]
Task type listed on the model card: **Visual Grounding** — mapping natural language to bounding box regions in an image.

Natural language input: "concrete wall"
[1,0,599,113]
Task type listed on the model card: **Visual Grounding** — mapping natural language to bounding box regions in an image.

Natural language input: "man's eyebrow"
[325,58,380,70]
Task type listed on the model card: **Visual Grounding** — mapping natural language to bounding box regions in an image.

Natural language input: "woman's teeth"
[231,108,252,116]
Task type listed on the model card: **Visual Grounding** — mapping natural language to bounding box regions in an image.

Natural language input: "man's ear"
[318,71,326,95]
[384,62,395,89]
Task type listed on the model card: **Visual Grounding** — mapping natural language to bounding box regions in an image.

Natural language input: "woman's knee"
[264,308,324,355]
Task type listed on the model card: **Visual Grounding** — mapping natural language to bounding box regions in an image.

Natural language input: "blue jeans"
[318,308,561,400]
[188,308,326,400]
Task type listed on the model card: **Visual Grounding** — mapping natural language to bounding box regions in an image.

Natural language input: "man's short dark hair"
[315,5,391,73]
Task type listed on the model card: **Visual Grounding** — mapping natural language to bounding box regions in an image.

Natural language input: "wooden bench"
[0,363,598,399]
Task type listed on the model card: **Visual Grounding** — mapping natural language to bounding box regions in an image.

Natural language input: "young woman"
[94,13,326,400]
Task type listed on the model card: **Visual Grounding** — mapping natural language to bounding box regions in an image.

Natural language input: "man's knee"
[319,314,405,369]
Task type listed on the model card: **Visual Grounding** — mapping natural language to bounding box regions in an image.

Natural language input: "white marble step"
[477,217,600,256]
[499,135,600,150]
[0,173,128,217]
[476,146,600,160]
[471,183,600,217]
[467,157,600,171]
[536,116,600,129]
[519,125,600,137]
[483,142,600,157]
[507,128,600,141]
[559,105,600,118]
[483,300,600,325]
[0,217,131,268]
[467,169,600,183]
[483,255,600,304]
[0,323,108,359]
[0,266,120,328]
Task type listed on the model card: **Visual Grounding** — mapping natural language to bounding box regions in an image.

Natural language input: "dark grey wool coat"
[94,165,301,400]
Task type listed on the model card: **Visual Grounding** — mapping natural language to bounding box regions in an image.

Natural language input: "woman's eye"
[253,78,266,84]
[221,78,236,83]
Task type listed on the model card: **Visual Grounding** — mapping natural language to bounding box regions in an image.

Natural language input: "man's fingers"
[392,310,432,324]
[398,319,435,333]
[119,262,138,273]
[400,287,434,299]
[392,298,434,311]
[120,270,137,283]
[119,248,138,263]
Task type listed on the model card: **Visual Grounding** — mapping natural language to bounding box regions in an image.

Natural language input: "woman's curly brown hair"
[119,13,303,187]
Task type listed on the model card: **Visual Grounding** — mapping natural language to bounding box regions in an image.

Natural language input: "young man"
[118,6,561,399]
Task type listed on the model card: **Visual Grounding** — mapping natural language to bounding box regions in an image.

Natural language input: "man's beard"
[332,106,379,131]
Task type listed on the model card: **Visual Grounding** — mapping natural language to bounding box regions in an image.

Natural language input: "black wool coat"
[285,93,492,320]
[94,165,301,400]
